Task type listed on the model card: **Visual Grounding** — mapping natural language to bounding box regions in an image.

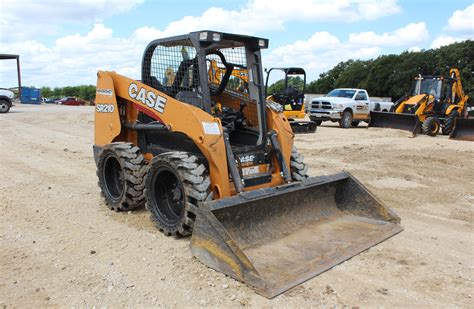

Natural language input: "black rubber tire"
[309,117,323,126]
[422,117,441,136]
[339,110,352,128]
[442,110,459,135]
[351,121,360,127]
[290,147,308,181]
[145,152,210,237]
[96,142,147,211]
[0,100,11,113]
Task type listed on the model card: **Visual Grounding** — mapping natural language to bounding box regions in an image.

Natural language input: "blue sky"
[0,0,472,88]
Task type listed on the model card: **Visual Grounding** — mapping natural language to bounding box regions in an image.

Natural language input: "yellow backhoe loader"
[93,31,402,298]
[265,67,317,133]
[369,68,470,137]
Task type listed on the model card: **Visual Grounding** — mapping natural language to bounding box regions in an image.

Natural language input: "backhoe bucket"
[191,172,402,298]
[369,111,420,135]
[289,120,317,134]
[450,118,474,141]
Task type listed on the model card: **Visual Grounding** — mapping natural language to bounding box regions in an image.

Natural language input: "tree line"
[40,85,96,101]
[305,40,473,101]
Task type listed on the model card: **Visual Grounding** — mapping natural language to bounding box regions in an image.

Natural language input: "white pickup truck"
[309,88,393,128]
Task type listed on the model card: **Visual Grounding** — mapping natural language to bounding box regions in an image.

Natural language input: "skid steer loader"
[369,68,469,137]
[93,31,402,298]
[265,67,317,133]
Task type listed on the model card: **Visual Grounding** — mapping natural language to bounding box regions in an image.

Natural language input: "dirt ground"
[1,104,473,307]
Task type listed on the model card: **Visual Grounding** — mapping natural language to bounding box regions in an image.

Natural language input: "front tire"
[96,143,147,211]
[422,117,440,136]
[0,100,11,113]
[145,152,210,237]
[290,147,308,181]
[442,110,459,135]
[309,117,322,126]
[339,110,352,128]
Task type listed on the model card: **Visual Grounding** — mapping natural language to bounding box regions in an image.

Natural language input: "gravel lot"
[1,104,473,307]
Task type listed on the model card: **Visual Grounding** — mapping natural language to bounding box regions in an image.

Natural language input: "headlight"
[333,104,344,110]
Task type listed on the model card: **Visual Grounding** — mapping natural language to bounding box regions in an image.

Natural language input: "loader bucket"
[289,120,317,134]
[369,111,421,135]
[450,118,474,141]
[191,172,402,298]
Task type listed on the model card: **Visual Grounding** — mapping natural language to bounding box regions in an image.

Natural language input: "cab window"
[355,91,367,100]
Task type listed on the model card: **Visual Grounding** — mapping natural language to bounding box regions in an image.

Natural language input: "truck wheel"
[97,143,147,211]
[309,117,322,126]
[290,147,308,181]
[442,110,459,135]
[145,152,210,237]
[422,117,440,136]
[339,110,352,128]
[351,121,360,127]
[0,100,11,113]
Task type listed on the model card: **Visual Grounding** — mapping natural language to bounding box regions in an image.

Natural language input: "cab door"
[354,91,369,119]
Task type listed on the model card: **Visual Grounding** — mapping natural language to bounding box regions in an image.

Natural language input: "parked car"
[309,88,393,128]
[0,89,14,113]
[55,97,86,106]
[42,97,55,103]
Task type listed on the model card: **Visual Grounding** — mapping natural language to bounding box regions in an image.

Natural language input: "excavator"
[369,68,471,138]
[265,67,317,133]
[93,31,402,298]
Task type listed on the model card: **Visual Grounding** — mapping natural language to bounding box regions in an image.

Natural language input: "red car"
[55,97,86,106]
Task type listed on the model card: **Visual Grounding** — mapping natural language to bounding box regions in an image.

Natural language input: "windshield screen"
[327,89,356,98]
[412,79,442,99]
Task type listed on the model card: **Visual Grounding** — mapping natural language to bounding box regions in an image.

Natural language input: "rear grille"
[311,101,332,109]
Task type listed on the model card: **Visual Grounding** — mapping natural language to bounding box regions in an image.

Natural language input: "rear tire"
[97,143,147,211]
[0,100,11,113]
[442,110,459,135]
[290,147,308,181]
[145,152,210,237]
[422,117,440,136]
[339,111,352,128]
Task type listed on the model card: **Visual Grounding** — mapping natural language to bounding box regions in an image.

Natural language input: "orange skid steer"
[93,31,402,298]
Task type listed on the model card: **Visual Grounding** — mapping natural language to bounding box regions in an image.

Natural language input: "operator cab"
[265,67,306,112]
[140,30,270,154]
[411,75,455,113]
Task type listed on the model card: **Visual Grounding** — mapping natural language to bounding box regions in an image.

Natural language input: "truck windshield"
[327,89,356,98]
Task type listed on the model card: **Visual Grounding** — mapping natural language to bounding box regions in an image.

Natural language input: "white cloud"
[266,22,430,81]
[408,46,421,52]
[0,0,144,42]
[446,4,474,34]
[430,35,466,49]
[348,22,429,46]
[130,0,402,36]
[0,24,144,87]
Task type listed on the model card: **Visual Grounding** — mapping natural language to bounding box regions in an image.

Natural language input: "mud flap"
[369,111,421,136]
[191,172,403,298]
[289,120,317,134]
[450,118,474,141]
